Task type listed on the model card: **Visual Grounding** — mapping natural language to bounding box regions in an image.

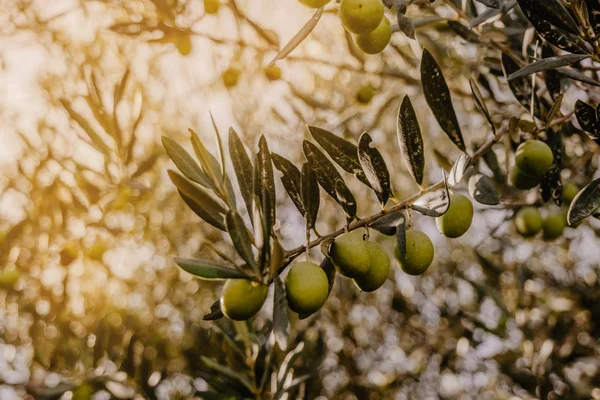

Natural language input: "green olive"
[339,0,384,34]
[562,183,579,205]
[354,16,391,54]
[264,65,282,81]
[515,140,554,179]
[285,261,329,314]
[222,68,240,88]
[356,85,375,104]
[353,241,390,292]
[176,35,192,56]
[72,384,93,400]
[543,211,565,240]
[394,230,434,276]
[220,279,268,321]
[515,206,543,238]
[204,0,220,14]
[299,0,331,7]
[330,230,370,278]
[510,165,540,190]
[0,268,20,287]
[435,192,473,238]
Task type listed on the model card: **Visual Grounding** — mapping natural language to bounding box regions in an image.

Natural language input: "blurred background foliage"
[1,0,600,399]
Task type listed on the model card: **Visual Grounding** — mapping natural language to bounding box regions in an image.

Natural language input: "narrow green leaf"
[357,132,392,206]
[307,125,370,187]
[575,100,600,145]
[179,191,226,231]
[468,172,500,205]
[448,20,481,43]
[229,128,254,217]
[272,153,305,216]
[203,299,224,320]
[162,136,212,187]
[255,135,276,230]
[61,99,113,157]
[272,275,289,350]
[502,53,539,117]
[421,49,466,151]
[301,162,320,231]
[568,179,600,225]
[209,112,227,187]
[335,180,357,220]
[175,258,250,280]
[469,78,495,134]
[397,96,425,186]
[226,210,257,270]
[201,356,255,392]
[168,170,226,215]
[508,54,590,81]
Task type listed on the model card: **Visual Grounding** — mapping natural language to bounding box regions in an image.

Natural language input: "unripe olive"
[543,211,565,240]
[222,68,240,88]
[356,85,375,104]
[72,384,93,400]
[353,241,390,292]
[85,241,107,261]
[515,206,543,238]
[339,0,384,35]
[176,35,192,56]
[435,192,473,238]
[0,268,20,287]
[394,230,434,276]
[562,183,579,205]
[515,140,553,178]
[510,165,539,190]
[264,65,282,81]
[285,261,329,314]
[220,279,268,321]
[354,16,391,54]
[330,230,370,278]
[204,0,220,14]
[299,0,331,7]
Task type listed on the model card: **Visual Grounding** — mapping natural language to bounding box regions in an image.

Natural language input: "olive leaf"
[175,258,251,280]
[272,153,305,216]
[272,275,289,350]
[226,210,257,271]
[448,20,481,43]
[421,49,466,151]
[395,218,407,260]
[574,100,600,145]
[357,132,392,206]
[471,0,517,27]
[448,154,472,187]
[541,129,564,206]
[516,0,592,54]
[179,191,226,231]
[203,299,224,321]
[508,54,590,81]
[201,357,256,394]
[397,95,425,186]
[469,78,495,134]
[299,258,335,320]
[542,45,563,101]
[229,128,254,217]
[468,172,500,205]
[585,0,600,35]
[411,171,451,217]
[301,162,320,231]
[370,212,405,236]
[397,13,415,39]
[307,125,370,187]
[162,136,212,187]
[303,140,356,218]
[568,177,600,225]
[502,53,539,117]
[556,67,600,87]
[255,135,276,231]
[482,148,505,184]
[475,0,500,7]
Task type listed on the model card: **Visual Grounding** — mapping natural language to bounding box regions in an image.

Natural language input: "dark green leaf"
[201,356,255,393]
[542,45,563,101]
[575,100,600,145]
[272,275,289,350]
[556,67,600,87]
[168,170,226,215]
[229,128,254,217]
[421,49,466,151]
[162,136,212,187]
[397,96,425,186]
[395,219,407,260]
[371,212,405,236]
[516,0,592,54]
[585,0,600,35]
[475,0,500,7]
[301,162,320,231]
[255,135,276,230]
[482,148,505,184]
[541,129,563,206]
[448,20,481,43]
[411,172,451,217]
[335,180,357,220]
[508,54,590,81]
[357,132,392,206]
[468,172,500,205]
[272,153,304,216]
[568,177,600,225]
[307,126,370,187]
[179,191,227,231]
[471,0,516,27]
[203,299,224,320]
[448,154,472,187]
[502,53,539,117]
[175,258,250,280]
[226,210,257,270]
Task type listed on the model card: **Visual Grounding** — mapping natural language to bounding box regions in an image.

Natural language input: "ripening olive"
[339,0,384,34]
[515,140,554,178]
[562,183,579,205]
[222,68,240,88]
[285,261,329,314]
[515,206,543,238]
[510,165,540,190]
[394,230,434,276]
[220,279,268,321]
[330,230,370,278]
[356,85,375,104]
[543,211,565,240]
[299,0,331,7]
[353,241,390,292]
[204,0,220,14]
[264,65,282,81]
[176,35,192,56]
[354,16,391,54]
[435,192,473,238]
